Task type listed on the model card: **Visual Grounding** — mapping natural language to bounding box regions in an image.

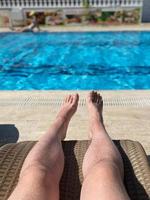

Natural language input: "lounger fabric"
[0,140,149,200]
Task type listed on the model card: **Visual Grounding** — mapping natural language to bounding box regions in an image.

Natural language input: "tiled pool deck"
[1,23,150,32]
[0,90,149,158]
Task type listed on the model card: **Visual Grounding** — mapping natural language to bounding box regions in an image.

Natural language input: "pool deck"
[1,24,150,32]
[0,90,150,159]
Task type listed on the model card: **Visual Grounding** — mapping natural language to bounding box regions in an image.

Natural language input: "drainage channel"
[0,97,149,107]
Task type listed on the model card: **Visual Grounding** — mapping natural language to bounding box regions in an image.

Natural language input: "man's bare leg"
[81,91,130,200]
[8,94,79,200]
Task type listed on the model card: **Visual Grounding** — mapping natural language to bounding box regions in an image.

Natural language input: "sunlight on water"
[0,31,150,90]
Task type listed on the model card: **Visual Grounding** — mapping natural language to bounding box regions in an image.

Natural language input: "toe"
[72,94,78,105]
[67,95,72,102]
[98,96,102,104]
[65,95,69,103]
[69,95,74,103]
[87,91,94,102]
[93,91,97,102]
[97,93,100,102]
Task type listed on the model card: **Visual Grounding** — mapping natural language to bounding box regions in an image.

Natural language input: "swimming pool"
[0,31,150,90]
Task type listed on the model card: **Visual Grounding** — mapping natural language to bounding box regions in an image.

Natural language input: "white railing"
[0,0,143,8]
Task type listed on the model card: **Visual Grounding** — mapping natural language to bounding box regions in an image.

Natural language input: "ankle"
[90,120,105,133]
[56,115,67,124]
[90,116,103,125]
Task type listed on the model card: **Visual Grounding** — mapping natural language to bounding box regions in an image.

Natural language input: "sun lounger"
[0,140,149,200]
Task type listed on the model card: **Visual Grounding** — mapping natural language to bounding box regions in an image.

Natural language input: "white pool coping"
[1,24,150,32]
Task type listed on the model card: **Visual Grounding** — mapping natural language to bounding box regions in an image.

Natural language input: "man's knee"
[19,163,49,184]
[99,153,124,178]
[9,165,59,200]
[87,159,123,181]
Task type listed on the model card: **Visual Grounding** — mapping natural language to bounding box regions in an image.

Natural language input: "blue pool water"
[0,31,150,90]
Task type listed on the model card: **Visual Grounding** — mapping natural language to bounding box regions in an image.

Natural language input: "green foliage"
[101,12,114,21]
[86,13,97,22]
[83,0,89,8]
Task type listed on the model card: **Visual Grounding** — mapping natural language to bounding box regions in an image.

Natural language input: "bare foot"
[86,91,105,138]
[56,94,79,139]
[57,93,79,121]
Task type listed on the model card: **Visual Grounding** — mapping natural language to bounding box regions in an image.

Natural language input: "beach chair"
[0,140,149,200]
